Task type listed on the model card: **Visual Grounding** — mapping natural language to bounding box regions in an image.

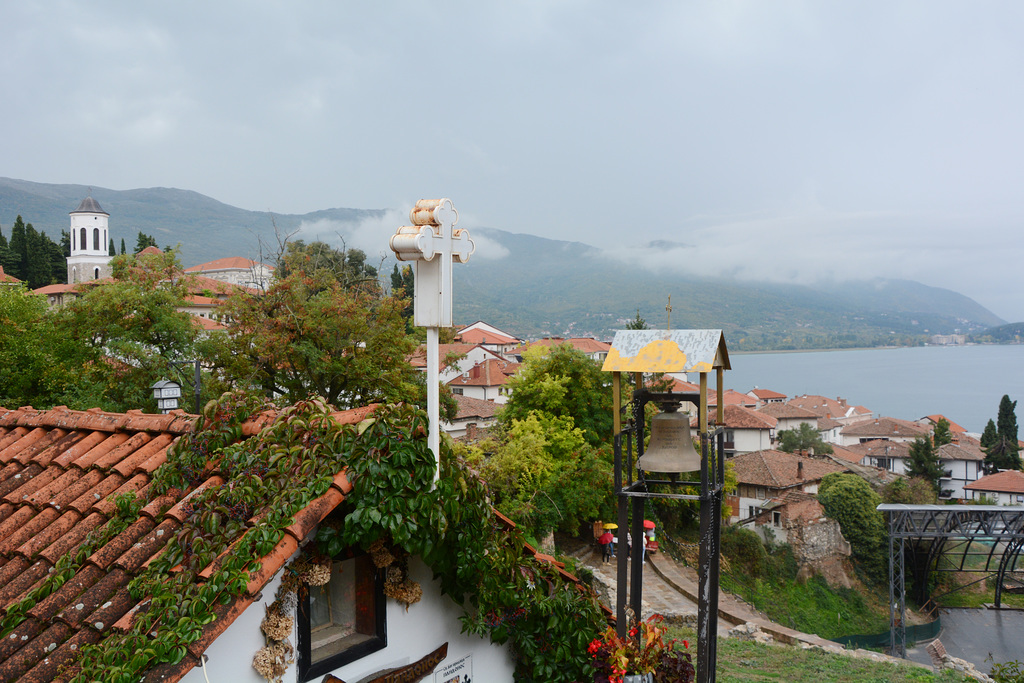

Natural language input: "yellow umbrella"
[603,523,618,530]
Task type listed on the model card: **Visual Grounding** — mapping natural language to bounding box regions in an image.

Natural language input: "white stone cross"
[389,198,474,480]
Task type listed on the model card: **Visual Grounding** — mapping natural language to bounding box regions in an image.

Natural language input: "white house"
[936,441,987,500]
[442,394,500,440]
[409,343,506,384]
[447,358,520,404]
[839,416,931,447]
[756,402,819,438]
[455,321,522,357]
[963,469,1024,505]
[700,404,777,456]
[728,449,848,523]
[184,256,275,290]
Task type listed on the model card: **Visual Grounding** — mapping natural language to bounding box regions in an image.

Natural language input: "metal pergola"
[879,504,1024,657]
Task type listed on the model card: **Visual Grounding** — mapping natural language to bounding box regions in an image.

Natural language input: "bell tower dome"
[67,196,112,284]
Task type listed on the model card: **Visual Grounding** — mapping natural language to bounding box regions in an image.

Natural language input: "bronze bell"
[637,409,701,474]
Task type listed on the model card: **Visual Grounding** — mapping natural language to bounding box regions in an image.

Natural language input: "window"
[756,487,766,500]
[93,228,100,251]
[80,228,86,251]
[298,551,386,681]
[452,388,463,395]
[772,511,781,527]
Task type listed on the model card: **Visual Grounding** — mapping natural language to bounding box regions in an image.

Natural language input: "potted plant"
[588,614,695,683]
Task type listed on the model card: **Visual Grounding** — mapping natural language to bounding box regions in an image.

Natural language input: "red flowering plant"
[587,613,694,682]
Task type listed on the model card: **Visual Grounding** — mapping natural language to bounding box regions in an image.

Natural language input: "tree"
[818,473,887,583]
[776,422,833,455]
[500,343,612,448]
[626,308,647,330]
[390,264,415,328]
[276,240,378,289]
[120,238,127,255]
[54,249,209,411]
[981,419,999,450]
[109,238,116,256]
[134,231,158,253]
[7,215,27,280]
[905,436,944,494]
[932,417,953,448]
[985,395,1022,471]
[881,476,937,505]
[217,265,417,409]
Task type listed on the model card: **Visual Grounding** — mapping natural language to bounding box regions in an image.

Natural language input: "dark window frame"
[296,548,387,681]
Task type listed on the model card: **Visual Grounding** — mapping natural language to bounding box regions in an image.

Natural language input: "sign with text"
[433,653,472,683]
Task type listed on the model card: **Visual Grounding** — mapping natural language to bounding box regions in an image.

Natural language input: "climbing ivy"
[14,391,607,683]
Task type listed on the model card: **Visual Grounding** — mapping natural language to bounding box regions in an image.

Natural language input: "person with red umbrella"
[598,529,614,563]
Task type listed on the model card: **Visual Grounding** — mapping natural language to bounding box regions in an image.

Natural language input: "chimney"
[797,460,804,479]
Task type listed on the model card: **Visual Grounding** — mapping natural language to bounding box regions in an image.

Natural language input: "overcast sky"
[3,2,1024,320]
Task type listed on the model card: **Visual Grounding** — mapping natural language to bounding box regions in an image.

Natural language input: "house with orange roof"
[443,394,501,440]
[184,256,274,290]
[695,404,777,456]
[756,402,819,436]
[747,387,786,406]
[0,401,603,683]
[727,449,848,524]
[454,322,522,356]
[787,395,873,427]
[917,415,968,440]
[706,389,757,410]
[843,437,987,500]
[964,469,1024,505]
[447,358,520,404]
[839,416,931,447]
[0,266,20,285]
[408,343,506,384]
[509,337,611,363]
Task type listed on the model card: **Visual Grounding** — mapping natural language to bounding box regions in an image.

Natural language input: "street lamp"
[151,379,183,414]
[602,328,730,683]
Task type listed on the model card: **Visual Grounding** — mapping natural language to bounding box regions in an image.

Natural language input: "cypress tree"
[24,223,50,288]
[109,238,116,256]
[120,238,126,255]
[985,396,1021,471]
[933,417,953,447]
[8,216,27,280]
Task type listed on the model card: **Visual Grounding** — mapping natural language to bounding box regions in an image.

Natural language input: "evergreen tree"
[986,395,1022,471]
[8,216,28,280]
[0,226,12,276]
[46,236,67,285]
[24,223,50,289]
[932,417,953,448]
[777,422,833,455]
[905,436,945,494]
[60,231,70,257]
[120,238,126,255]
[390,264,414,327]
[134,231,158,253]
[981,419,998,449]
[109,238,116,256]
[626,308,648,330]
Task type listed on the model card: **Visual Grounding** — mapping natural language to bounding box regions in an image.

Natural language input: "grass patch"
[717,528,889,639]
[665,626,972,682]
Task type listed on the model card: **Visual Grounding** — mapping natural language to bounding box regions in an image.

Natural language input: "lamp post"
[602,329,730,683]
[151,379,182,414]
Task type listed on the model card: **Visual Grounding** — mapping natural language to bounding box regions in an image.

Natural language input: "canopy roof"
[601,329,730,374]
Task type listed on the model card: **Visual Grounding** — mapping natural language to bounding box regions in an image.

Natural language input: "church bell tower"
[67,197,112,284]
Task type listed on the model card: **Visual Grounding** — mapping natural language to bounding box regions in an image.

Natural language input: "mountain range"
[0,177,1006,349]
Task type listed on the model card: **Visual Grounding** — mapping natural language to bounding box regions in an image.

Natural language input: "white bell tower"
[67,197,113,284]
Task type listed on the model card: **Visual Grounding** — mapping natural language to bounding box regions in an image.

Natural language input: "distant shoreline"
[730,341,1022,356]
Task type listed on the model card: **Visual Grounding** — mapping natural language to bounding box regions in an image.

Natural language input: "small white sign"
[434,653,472,683]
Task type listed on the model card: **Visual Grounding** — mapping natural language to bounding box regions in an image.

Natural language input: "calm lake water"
[722,344,1024,433]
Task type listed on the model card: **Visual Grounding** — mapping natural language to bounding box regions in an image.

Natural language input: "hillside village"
[1,198,1021,681]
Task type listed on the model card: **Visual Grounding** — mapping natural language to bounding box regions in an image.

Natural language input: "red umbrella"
[643,520,656,530]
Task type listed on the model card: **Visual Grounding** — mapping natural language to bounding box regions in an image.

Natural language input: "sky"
[3,2,1024,321]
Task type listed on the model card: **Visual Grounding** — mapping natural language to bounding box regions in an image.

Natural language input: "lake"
[720,344,1024,433]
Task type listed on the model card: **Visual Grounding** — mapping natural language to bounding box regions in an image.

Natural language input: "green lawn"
[664,627,974,683]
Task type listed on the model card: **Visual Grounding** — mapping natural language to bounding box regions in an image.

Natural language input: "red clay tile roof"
[841,417,931,439]
[0,403,371,683]
[830,445,868,464]
[510,337,611,356]
[408,344,489,370]
[756,403,819,420]
[964,469,1024,495]
[457,328,519,346]
[137,247,163,257]
[787,395,850,419]
[749,388,787,401]
[192,316,228,331]
[936,441,986,462]
[0,267,19,284]
[844,439,912,460]
[661,377,700,393]
[706,389,757,408]
[184,257,273,273]
[447,359,520,388]
[706,404,777,430]
[451,395,499,420]
[730,450,847,489]
[921,415,968,434]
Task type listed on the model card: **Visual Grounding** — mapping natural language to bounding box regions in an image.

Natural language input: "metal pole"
[426,326,440,483]
[696,431,714,683]
[193,360,201,415]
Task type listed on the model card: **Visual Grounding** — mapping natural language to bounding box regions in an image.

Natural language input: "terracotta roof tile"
[17,511,83,561]
[840,417,930,439]
[62,433,131,470]
[67,474,126,515]
[964,469,1024,494]
[54,568,130,628]
[11,430,73,467]
[730,450,847,489]
[0,428,49,464]
[0,509,60,555]
[86,517,156,571]
[38,513,106,565]
[0,618,45,661]
[0,464,44,500]
[21,628,100,683]
[91,432,153,470]
[0,621,73,682]
[29,565,106,625]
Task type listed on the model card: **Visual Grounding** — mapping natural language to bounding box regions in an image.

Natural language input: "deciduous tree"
[499,344,612,447]
[818,473,887,584]
[777,422,833,455]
